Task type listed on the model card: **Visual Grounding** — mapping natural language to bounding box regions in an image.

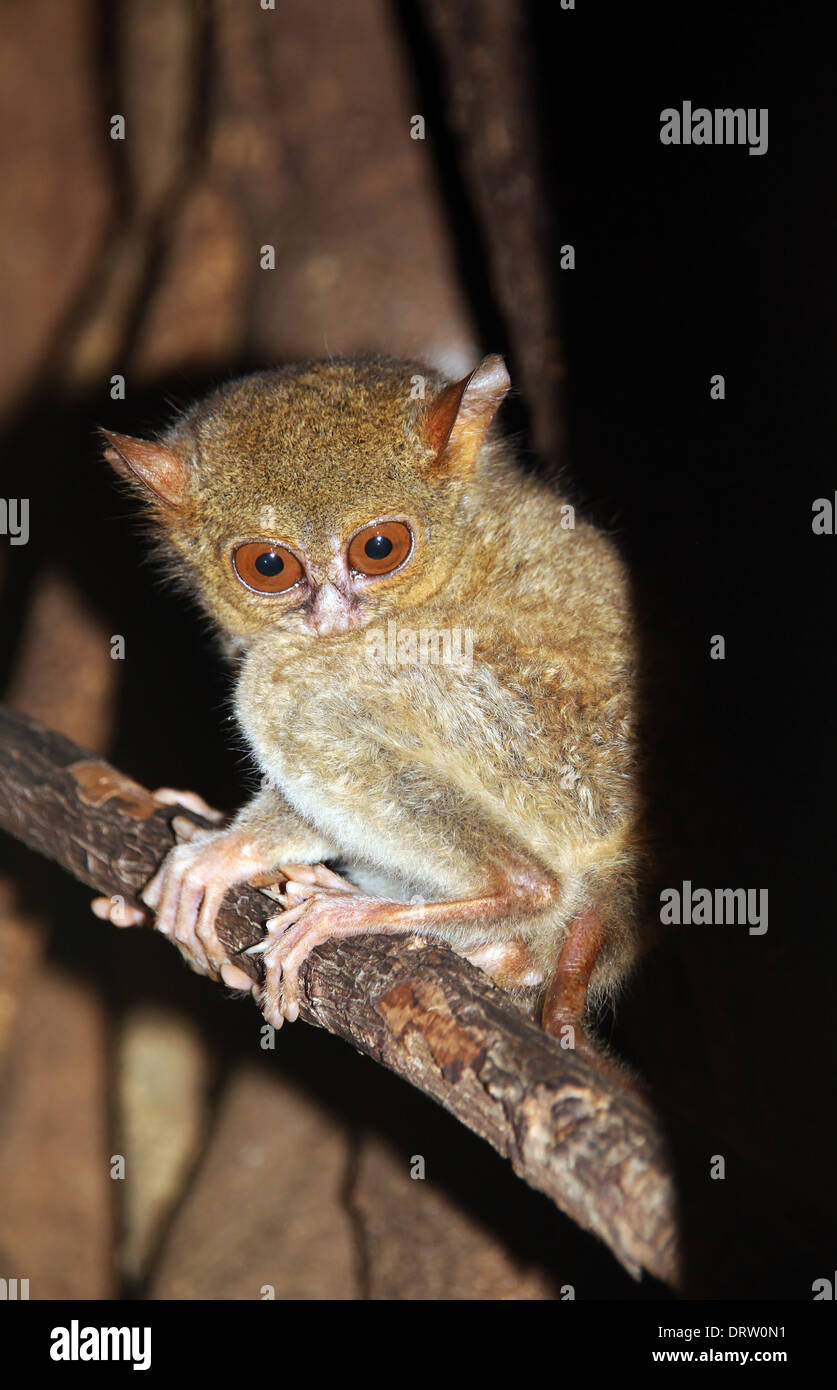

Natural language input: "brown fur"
[104,355,649,1014]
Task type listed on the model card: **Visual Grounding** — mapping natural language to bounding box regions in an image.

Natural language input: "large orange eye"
[232,541,304,594]
[347,521,413,576]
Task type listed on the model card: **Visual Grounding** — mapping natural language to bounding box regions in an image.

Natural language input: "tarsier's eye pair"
[232,520,413,595]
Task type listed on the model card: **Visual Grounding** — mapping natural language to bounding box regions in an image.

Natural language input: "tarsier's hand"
[91,788,254,990]
[94,794,393,1031]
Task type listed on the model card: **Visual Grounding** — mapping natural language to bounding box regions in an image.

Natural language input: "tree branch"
[0,706,680,1286]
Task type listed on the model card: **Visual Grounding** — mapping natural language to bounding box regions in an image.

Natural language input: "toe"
[194,884,235,974]
[220,961,255,991]
[246,902,308,956]
[310,865,355,892]
[152,788,225,823]
[278,863,354,893]
[91,895,146,927]
[147,848,192,937]
[275,863,321,885]
[280,879,320,902]
[140,856,171,913]
[172,871,213,971]
[258,966,286,1029]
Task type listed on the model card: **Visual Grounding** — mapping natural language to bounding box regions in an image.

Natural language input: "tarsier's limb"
[247,869,643,1103]
[249,864,592,1036]
[248,874,552,1027]
[93,787,638,1085]
[92,787,335,990]
[541,905,607,1040]
[541,906,645,1092]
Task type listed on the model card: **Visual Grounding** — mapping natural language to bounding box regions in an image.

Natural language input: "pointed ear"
[419,354,511,475]
[100,429,190,507]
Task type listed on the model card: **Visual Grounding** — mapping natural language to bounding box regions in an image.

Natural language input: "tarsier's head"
[102,355,510,645]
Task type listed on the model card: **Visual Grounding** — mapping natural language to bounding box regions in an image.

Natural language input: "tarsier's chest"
[235,631,634,872]
[238,630,540,780]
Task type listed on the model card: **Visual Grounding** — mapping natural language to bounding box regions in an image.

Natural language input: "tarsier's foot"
[248,873,395,1028]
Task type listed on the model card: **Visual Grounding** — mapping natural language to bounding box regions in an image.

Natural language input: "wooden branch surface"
[0,706,679,1286]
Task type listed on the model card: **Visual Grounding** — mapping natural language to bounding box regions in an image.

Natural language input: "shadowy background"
[0,0,832,1299]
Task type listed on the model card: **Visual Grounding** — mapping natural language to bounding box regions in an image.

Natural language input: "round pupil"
[364,534,393,560]
[255,550,284,577]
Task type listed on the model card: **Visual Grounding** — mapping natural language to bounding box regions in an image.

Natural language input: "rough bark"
[0,706,680,1286]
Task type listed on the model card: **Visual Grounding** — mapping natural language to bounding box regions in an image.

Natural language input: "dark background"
[533,6,837,1296]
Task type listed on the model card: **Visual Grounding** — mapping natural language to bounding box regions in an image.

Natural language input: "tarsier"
[93,356,648,1068]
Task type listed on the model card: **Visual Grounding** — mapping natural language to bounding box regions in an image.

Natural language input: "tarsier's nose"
[304,580,359,636]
